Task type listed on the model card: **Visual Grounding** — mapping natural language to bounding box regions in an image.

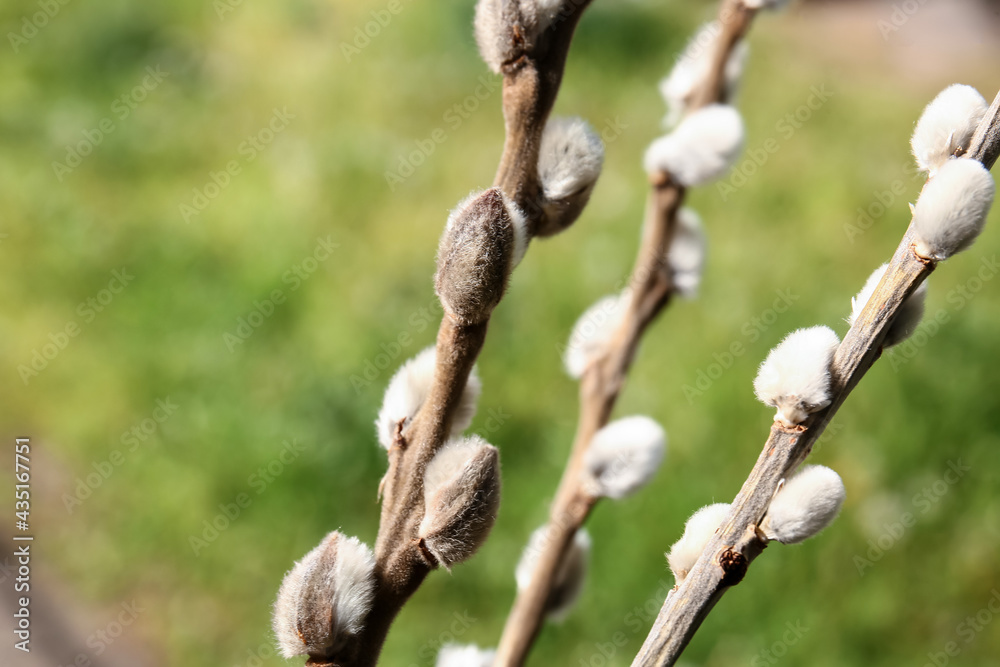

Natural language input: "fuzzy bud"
[643,104,745,186]
[582,416,666,499]
[273,532,376,660]
[848,263,927,347]
[563,291,629,379]
[911,84,988,176]
[516,526,590,620]
[474,0,563,74]
[436,644,497,667]
[535,116,605,237]
[667,503,729,583]
[376,346,481,450]
[668,208,707,298]
[753,326,840,427]
[418,436,501,569]
[760,465,845,544]
[659,22,748,127]
[912,157,995,261]
[436,189,529,325]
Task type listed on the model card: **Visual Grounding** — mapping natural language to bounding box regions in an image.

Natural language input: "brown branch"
[493,3,760,664]
[330,5,597,665]
[494,0,595,237]
[631,89,1000,667]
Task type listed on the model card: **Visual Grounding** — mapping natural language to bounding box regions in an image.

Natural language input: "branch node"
[718,548,748,587]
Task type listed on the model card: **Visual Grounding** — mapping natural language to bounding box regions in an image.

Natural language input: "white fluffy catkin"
[643,104,745,186]
[436,644,497,667]
[376,346,481,450]
[753,326,840,427]
[273,532,376,659]
[474,0,562,74]
[583,416,667,499]
[659,22,748,128]
[667,503,730,583]
[538,116,605,202]
[563,291,629,379]
[668,208,707,298]
[516,526,591,620]
[911,84,988,175]
[848,263,927,347]
[912,157,995,261]
[760,465,845,544]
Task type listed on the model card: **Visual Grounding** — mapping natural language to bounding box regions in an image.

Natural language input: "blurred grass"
[2,0,1000,665]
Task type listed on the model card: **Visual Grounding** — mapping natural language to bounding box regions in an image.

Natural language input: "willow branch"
[333,6,595,666]
[493,4,760,665]
[631,89,1000,667]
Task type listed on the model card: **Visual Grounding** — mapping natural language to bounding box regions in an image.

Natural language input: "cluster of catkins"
[668,81,996,586]
[272,0,616,661]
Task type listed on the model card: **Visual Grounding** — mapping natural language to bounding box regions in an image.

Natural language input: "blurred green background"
[3,0,1000,665]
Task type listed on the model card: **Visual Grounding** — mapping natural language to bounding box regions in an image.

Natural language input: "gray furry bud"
[516,526,591,620]
[418,436,502,569]
[273,532,376,660]
[436,188,528,325]
[474,0,563,74]
[535,116,605,237]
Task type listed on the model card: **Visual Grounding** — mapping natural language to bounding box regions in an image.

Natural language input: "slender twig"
[328,6,596,666]
[631,89,1000,667]
[493,4,760,665]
